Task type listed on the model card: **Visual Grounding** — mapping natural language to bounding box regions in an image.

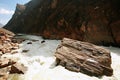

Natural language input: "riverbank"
[5,34,120,80]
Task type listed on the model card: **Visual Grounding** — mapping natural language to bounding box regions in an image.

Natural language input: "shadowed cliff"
[4,0,120,47]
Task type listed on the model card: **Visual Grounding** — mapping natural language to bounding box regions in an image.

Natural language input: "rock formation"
[55,38,113,76]
[0,28,27,79]
[0,28,18,54]
[4,0,120,47]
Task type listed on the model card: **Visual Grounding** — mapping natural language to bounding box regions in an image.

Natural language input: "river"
[5,34,120,80]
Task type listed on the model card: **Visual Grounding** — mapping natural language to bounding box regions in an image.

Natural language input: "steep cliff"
[4,0,120,47]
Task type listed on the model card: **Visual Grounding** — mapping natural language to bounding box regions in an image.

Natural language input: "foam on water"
[6,35,120,80]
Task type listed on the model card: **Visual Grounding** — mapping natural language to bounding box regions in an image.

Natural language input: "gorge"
[4,0,120,47]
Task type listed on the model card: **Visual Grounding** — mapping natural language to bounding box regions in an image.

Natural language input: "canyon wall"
[4,0,120,46]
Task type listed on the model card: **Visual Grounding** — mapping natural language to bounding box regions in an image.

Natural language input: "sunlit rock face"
[4,0,120,47]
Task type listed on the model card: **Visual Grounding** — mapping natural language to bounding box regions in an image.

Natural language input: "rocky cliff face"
[4,0,120,47]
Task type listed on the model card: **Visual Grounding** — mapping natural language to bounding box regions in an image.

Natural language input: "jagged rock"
[0,74,9,80]
[0,28,15,37]
[4,0,120,47]
[0,58,16,68]
[27,42,32,44]
[0,58,15,79]
[0,58,27,79]
[11,51,18,54]
[0,28,19,54]
[31,39,39,42]
[0,28,27,79]
[55,38,113,76]
[15,4,26,15]
[0,67,9,80]
[41,40,45,43]
[11,38,25,44]
[0,67,10,76]
[0,51,2,56]
[0,61,27,79]
[10,63,27,74]
[22,50,29,53]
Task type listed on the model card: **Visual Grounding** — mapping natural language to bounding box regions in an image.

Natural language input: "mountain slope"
[4,0,120,47]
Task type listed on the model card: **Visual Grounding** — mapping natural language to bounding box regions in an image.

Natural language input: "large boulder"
[4,0,120,47]
[55,38,113,76]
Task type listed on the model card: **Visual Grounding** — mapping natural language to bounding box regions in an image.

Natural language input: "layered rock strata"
[55,38,113,76]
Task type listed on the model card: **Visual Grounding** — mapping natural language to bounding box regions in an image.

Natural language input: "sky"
[0,0,30,25]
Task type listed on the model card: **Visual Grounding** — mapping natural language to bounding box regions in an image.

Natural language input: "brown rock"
[0,28,19,54]
[0,67,9,80]
[0,51,2,56]
[11,51,18,54]
[27,42,32,44]
[110,20,120,46]
[22,50,29,53]
[31,40,39,42]
[10,63,27,74]
[0,58,16,68]
[0,67,10,77]
[0,57,26,79]
[55,38,113,76]
[4,0,120,47]
[11,37,26,44]
[83,19,114,45]
[0,75,9,80]
[0,28,15,37]
[41,40,45,43]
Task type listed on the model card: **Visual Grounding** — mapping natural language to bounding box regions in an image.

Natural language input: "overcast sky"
[0,0,30,25]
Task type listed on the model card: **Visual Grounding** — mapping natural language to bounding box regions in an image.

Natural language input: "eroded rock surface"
[0,28,18,55]
[55,38,113,76]
[10,63,27,74]
[4,0,120,47]
[0,28,27,79]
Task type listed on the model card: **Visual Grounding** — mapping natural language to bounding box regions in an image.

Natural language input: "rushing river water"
[4,34,120,80]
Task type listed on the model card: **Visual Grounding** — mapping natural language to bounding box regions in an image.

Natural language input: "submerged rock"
[55,38,113,76]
